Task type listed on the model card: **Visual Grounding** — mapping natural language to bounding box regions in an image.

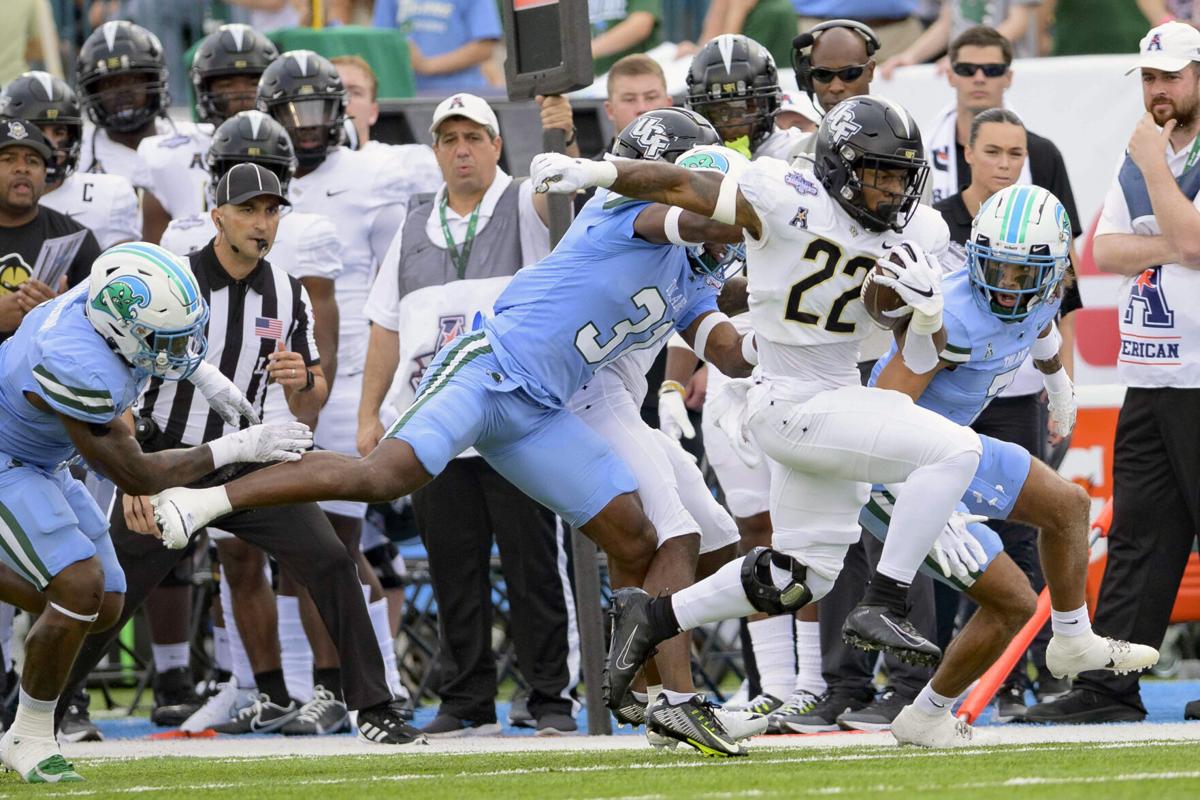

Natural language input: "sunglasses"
[808,64,869,84]
[952,62,1009,78]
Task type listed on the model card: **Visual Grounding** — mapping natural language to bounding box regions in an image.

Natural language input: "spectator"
[688,0,799,66]
[359,93,579,736]
[373,0,501,96]
[793,2,925,61]
[1044,0,1148,56]
[1026,20,1200,725]
[0,0,43,85]
[0,119,100,339]
[880,0,1042,78]
[590,0,663,77]
[600,54,673,152]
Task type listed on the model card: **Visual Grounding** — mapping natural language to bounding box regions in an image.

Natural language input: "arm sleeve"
[108,178,143,246]
[290,283,320,367]
[31,351,118,425]
[364,225,404,331]
[66,231,103,289]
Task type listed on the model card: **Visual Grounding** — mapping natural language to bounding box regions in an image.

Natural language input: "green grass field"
[3,739,1198,800]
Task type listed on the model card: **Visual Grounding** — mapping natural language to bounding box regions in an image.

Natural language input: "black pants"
[63,493,391,712]
[411,457,574,722]
[1077,387,1200,710]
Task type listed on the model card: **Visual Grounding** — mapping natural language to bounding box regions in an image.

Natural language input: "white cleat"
[1045,633,1160,680]
[0,730,83,783]
[151,487,231,549]
[890,705,973,748]
[180,679,257,733]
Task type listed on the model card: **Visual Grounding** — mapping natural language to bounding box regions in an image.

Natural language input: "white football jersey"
[754,127,808,162]
[738,157,949,390]
[39,171,141,249]
[137,122,213,219]
[78,119,176,188]
[288,145,441,376]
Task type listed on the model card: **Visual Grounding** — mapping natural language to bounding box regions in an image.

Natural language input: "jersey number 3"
[784,238,874,334]
[576,287,670,365]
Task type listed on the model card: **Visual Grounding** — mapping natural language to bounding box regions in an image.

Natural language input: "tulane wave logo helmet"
[85,242,209,380]
[967,185,1071,321]
[675,144,751,282]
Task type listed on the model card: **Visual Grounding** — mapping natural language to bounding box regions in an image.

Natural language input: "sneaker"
[151,666,202,727]
[645,694,747,757]
[181,680,257,734]
[535,711,577,736]
[722,692,782,716]
[1045,633,1159,681]
[779,691,870,734]
[891,704,973,748]
[1023,687,1145,724]
[419,712,501,739]
[507,690,534,729]
[0,729,83,783]
[356,701,429,745]
[603,588,660,712]
[766,690,819,734]
[57,689,102,743]
[993,682,1028,724]
[281,686,351,736]
[211,694,299,734]
[1034,674,1071,703]
[836,688,908,732]
[612,688,646,728]
[842,604,941,667]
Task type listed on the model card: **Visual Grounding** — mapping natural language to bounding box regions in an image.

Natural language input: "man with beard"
[1026,20,1200,724]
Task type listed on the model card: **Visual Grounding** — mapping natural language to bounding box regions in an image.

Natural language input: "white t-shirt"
[137,122,213,220]
[39,171,141,249]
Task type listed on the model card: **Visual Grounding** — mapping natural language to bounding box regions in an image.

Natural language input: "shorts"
[314,370,368,520]
[0,460,125,593]
[961,434,1032,521]
[388,332,637,529]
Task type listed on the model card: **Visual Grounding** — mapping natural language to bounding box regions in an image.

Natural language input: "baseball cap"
[428,93,500,138]
[778,92,821,126]
[1126,21,1200,74]
[0,117,52,162]
[215,162,291,207]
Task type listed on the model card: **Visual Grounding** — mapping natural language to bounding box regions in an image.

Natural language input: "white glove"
[707,377,761,468]
[930,511,989,582]
[207,421,313,469]
[875,240,944,321]
[188,361,260,426]
[1044,368,1077,438]
[530,152,618,194]
[657,381,695,440]
[152,486,232,550]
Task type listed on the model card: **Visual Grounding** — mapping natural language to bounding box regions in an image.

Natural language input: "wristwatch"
[297,369,315,393]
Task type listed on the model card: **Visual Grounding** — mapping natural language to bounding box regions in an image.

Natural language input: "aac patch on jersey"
[785,171,818,196]
[790,207,809,229]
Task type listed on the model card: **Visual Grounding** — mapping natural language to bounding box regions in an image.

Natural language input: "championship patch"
[785,171,818,196]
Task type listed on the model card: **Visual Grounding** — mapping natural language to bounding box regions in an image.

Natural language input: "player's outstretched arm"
[872,323,948,402]
[632,203,743,245]
[679,311,755,378]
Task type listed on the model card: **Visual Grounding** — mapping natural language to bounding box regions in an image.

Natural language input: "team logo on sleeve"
[91,275,151,322]
[789,207,809,229]
[628,116,671,160]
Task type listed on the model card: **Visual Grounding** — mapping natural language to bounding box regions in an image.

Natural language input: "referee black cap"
[215,162,291,207]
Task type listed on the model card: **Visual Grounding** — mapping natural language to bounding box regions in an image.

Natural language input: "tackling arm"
[632,203,744,244]
[679,311,754,378]
[871,325,947,402]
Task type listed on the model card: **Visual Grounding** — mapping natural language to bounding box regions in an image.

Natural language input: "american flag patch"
[254,316,283,339]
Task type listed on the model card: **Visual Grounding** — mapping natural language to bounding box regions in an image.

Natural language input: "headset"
[791,19,882,100]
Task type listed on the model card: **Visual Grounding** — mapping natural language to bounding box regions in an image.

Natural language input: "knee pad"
[740,547,812,615]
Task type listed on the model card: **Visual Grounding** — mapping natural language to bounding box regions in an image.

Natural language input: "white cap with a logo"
[429,93,501,137]
[1127,21,1200,74]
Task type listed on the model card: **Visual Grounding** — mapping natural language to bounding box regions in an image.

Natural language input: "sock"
[661,689,696,704]
[314,667,343,701]
[646,683,663,704]
[793,620,826,696]
[213,626,232,675]
[368,598,403,698]
[1051,603,1092,638]
[747,615,795,699]
[13,688,56,739]
[254,668,291,708]
[277,595,314,704]
[151,642,190,672]
[877,449,979,583]
[913,682,957,716]
[220,573,255,689]
[862,573,910,617]
[646,596,681,642]
[672,557,758,632]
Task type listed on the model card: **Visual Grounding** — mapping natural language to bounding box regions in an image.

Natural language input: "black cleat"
[841,603,941,667]
[356,700,429,745]
[612,688,646,728]
[151,666,202,727]
[603,589,661,712]
[646,695,747,757]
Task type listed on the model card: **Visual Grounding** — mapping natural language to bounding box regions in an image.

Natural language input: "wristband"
[1031,325,1061,360]
[664,206,702,246]
[592,159,618,189]
[658,379,686,398]
[692,311,729,361]
[741,332,758,366]
[1044,366,1072,395]
[711,173,738,225]
[909,307,943,336]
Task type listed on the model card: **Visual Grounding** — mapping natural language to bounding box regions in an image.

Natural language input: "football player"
[861,186,1159,746]
[0,243,309,782]
[0,73,140,250]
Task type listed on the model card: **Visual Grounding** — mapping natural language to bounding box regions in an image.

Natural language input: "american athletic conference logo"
[1121,267,1181,364]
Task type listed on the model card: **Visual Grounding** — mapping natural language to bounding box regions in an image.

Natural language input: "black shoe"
[1023,688,1145,724]
[357,700,429,745]
[507,690,534,729]
[419,712,500,739]
[1185,699,1200,721]
[781,691,871,734]
[535,711,577,736]
[836,688,908,732]
[842,603,941,667]
[1035,674,1071,703]
[994,682,1028,724]
[58,689,102,743]
[612,688,646,728]
[151,666,201,727]
[603,588,659,712]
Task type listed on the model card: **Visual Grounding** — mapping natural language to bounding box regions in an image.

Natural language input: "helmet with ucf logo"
[191,24,280,125]
[612,107,721,163]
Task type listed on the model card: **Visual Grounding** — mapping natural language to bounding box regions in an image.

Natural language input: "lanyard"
[1185,133,1200,173]
[438,196,481,280]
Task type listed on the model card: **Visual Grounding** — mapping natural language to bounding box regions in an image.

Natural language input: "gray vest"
[397,178,525,301]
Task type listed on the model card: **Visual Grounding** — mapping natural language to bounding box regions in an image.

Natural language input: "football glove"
[930,511,989,582]
[1044,368,1077,438]
[707,377,760,468]
[531,152,618,194]
[207,421,313,469]
[188,361,260,426]
[875,240,944,322]
[657,380,695,440]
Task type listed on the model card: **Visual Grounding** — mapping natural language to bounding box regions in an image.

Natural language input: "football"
[861,250,908,330]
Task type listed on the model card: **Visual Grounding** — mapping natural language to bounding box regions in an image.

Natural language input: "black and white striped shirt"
[139,240,319,446]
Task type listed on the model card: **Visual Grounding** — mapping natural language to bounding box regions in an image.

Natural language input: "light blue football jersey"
[870,265,1061,425]
[485,190,719,407]
[0,285,146,469]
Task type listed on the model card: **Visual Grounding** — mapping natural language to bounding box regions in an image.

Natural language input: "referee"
[58,165,423,744]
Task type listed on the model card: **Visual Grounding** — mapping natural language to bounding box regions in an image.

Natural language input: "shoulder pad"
[32,344,121,423]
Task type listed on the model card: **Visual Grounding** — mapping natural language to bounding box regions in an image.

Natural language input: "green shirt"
[590,0,663,76]
[1051,0,1148,56]
[743,0,800,68]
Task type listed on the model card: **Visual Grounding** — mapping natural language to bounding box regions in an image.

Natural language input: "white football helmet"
[967,185,1071,320]
[674,144,751,281]
[84,242,208,380]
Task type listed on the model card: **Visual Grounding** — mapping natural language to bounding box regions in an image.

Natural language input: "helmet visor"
[130,309,210,381]
[967,241,1062,320]
[856,152,929,231]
